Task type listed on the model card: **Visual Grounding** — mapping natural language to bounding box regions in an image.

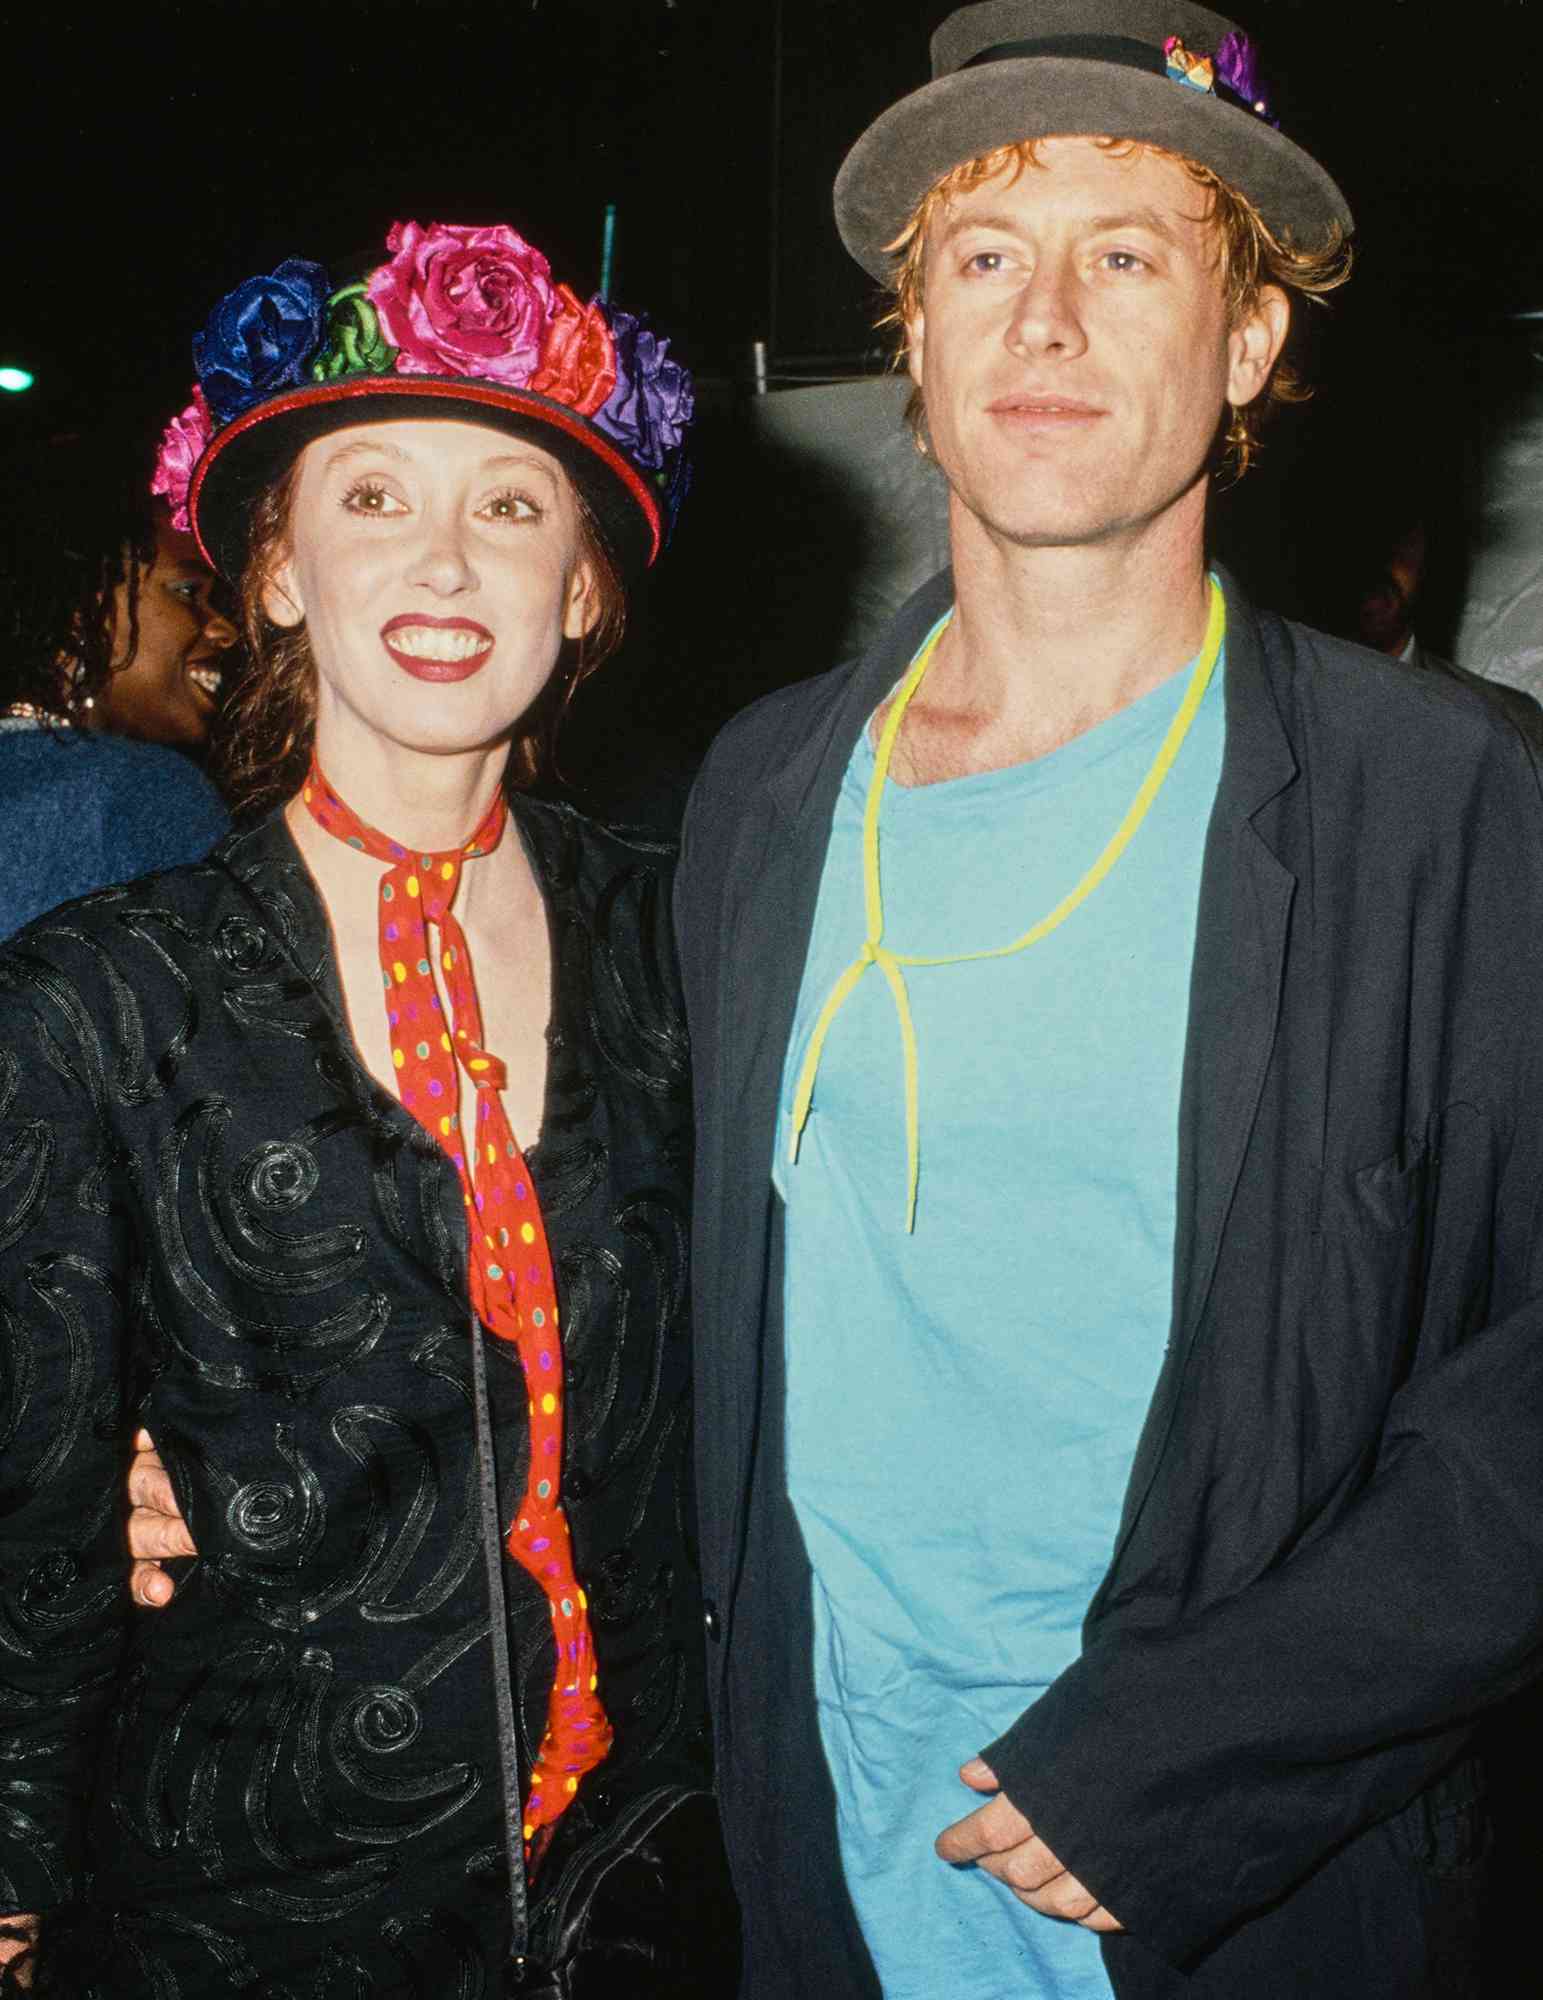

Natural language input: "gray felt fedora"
[834,0,1352,282]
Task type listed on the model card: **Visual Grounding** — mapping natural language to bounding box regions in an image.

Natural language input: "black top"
[0,797,734,1997]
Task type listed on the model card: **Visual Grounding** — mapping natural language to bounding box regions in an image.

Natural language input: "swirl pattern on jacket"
[0,798,732,1996]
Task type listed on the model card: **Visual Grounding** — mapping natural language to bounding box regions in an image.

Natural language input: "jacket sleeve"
[0,941,133,1913]
[984,721,1543,1968]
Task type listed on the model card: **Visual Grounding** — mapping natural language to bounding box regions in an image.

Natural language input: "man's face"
[906,136,1287,554]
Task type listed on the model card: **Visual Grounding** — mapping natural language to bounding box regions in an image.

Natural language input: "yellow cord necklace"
[788,575,1226,1232]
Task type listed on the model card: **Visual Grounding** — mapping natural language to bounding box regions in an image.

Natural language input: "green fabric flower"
[311,283,398,381]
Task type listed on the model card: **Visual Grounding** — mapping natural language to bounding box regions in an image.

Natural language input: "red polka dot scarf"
[302,759,611,1849]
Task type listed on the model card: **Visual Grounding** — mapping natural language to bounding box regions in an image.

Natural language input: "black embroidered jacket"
[0,800,731,1997]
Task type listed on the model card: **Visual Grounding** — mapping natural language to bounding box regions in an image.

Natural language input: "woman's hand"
[127,1428,197,1607]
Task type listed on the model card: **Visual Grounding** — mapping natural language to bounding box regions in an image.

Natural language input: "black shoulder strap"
[468,1307,532,1973]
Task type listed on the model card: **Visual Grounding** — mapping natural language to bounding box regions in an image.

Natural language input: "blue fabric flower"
[194,259,332,425]
[593,307,693,474]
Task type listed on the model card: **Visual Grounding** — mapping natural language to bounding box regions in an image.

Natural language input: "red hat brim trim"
[188,373,661,571]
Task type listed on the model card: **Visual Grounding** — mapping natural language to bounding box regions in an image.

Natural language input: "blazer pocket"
[1350,1141,1430,1234]
[1314,1142,1433,1402]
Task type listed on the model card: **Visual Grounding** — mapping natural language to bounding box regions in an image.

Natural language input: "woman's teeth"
[388,627,491,661]
[188,664,223,697]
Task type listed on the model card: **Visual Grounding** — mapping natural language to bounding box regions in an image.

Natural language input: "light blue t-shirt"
[774,638,1225,1997]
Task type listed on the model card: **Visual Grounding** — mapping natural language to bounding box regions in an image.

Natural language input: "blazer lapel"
[708,574,956,1623]
[737,572,958,1228]
[1109,574,1301,1559]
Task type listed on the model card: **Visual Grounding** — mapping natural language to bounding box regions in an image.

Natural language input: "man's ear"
[1227,284,1290,410]
[562,558,600,643]
[261,552,305,630]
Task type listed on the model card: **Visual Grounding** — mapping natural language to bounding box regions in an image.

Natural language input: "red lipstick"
[380,613,495,683]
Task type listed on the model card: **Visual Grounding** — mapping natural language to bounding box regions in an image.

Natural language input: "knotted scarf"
[302,759,611,1849]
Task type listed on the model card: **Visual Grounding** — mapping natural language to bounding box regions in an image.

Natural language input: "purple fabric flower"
[1215,29,1272,119]
[194,258,331,424]
[593,307,693,473]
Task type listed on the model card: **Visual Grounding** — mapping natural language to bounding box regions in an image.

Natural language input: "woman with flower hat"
[0,220,730,1996]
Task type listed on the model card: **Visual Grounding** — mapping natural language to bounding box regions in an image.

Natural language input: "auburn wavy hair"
[215,462,627,813]
[882,137,1352,479]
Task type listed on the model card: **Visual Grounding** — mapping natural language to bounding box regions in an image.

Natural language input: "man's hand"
[127,1428,197,1607]
[935,1757,1124,1933]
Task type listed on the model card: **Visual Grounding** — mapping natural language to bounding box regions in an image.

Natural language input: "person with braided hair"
[0,429,233,939]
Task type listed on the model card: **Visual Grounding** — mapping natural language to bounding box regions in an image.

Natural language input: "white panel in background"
[1458,342,1543,698]
[749,375,951,658]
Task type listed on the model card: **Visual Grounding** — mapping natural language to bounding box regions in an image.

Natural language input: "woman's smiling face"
[263,418,596,763]
[96,515,236,748]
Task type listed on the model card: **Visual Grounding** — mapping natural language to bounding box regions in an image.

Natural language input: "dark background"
[4,0,1542,407]
[5,0,1542,752]
[5,0,1542,772]
[3,0,1543,1968]
[4,5,1542,1959]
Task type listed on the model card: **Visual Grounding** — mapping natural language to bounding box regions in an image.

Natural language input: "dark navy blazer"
[676,568,1543,1998]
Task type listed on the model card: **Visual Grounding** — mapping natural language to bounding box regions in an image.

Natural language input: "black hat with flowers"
[153,221,693,583]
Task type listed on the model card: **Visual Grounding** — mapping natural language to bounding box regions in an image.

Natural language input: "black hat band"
[962,33,1259,116]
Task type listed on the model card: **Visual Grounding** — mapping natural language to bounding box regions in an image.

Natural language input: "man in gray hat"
[676,2,1543,1995]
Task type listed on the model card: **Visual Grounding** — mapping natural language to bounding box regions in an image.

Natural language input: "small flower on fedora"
[1214,28,1276,123]
[1166,30,1275,122]
[1163,35,1215,93]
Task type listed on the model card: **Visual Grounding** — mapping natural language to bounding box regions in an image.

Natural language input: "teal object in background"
[599,204,617,301]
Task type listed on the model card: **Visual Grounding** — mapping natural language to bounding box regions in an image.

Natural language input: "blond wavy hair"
[215,462,627,814]
[882,137,1352,479]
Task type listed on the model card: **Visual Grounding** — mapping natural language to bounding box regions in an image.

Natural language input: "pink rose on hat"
[150,386,214,532]
[367,220,557,383]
